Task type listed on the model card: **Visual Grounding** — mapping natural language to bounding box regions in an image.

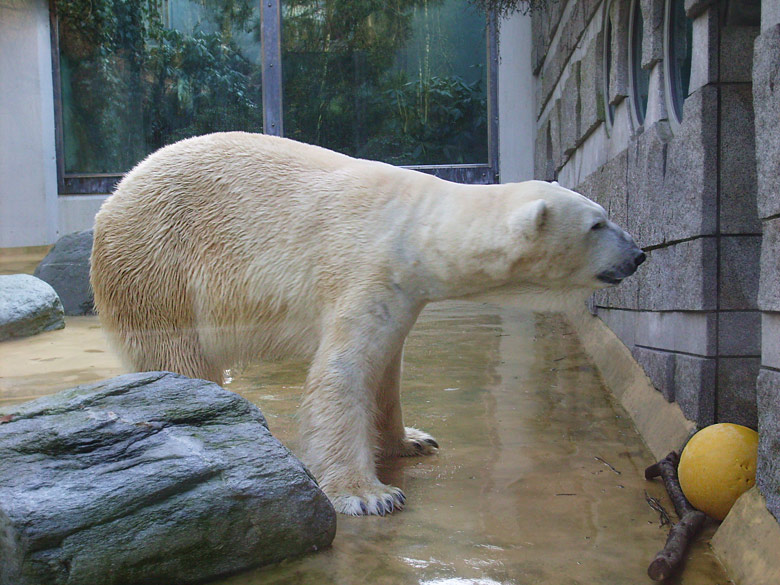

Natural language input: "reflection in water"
[420,579,505,585]
[0,258,727,585]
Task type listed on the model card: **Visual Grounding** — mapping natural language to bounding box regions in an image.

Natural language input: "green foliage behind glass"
[282,0,488,165]
[57,0,262,174]
[56,0,487,174]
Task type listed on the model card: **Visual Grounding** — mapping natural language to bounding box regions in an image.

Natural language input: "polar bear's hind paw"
[399,426,439,457]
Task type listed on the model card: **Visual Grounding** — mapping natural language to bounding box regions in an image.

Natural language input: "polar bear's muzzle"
[597,248,646,284]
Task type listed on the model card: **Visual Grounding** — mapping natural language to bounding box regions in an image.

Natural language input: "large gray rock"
[0,274,65,341]
[0,372,336,585]
[34,230,94,316]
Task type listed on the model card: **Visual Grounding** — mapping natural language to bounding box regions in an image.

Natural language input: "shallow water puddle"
[0,253,729,584]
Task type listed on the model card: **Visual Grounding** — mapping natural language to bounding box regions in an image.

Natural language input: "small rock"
[0,274,65,341]
[34,229,94,315]
[0,372,337,585]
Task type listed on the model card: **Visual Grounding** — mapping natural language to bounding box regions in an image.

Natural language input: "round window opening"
[629,0,650,126]
[603,4,616,130]
[665,0,693,124]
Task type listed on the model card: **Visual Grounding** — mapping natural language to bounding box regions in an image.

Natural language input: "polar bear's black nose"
[634,251,647,267]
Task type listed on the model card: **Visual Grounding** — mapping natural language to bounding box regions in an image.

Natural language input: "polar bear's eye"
[591,221,607,231]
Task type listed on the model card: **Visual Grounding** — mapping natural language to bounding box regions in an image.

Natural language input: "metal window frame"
[663,0,693,134]
[627,0,648,132]
[50,0,499,195]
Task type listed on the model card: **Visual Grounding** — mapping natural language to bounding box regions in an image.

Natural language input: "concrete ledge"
[711,488,780,585]
[565,305,694,460]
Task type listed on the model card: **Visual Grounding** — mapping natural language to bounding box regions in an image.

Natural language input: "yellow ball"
[678,423,759,521]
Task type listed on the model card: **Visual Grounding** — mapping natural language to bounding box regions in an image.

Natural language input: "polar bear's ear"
[509,199,548,238]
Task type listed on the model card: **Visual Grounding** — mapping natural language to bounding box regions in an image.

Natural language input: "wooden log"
[645,451,708,581]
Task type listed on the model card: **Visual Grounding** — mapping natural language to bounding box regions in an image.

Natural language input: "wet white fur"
[91,132,635,515]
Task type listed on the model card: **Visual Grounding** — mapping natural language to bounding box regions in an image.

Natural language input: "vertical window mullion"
[487,10,500,183]
[261,0,284,137]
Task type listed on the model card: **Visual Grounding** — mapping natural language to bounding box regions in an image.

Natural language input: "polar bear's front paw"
[394,426,439,457]
[327,483,406,516]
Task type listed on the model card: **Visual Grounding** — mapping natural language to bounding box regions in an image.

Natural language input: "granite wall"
[531,0,775,519]
[754,0,780,523]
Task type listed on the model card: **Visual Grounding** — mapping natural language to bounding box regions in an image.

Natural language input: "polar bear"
[91,132,645,516]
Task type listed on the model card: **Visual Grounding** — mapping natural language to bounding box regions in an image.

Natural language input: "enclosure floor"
[0,253,730,585]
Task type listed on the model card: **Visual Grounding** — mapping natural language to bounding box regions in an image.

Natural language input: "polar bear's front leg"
[377,345,439,458]
[298,308,412,516]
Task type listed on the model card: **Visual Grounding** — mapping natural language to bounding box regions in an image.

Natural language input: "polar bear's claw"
[330,485,406,516]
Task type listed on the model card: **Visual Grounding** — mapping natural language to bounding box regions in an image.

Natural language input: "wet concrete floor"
[1,253,731,585]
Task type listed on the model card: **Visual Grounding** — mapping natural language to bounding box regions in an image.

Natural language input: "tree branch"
[644,451,707,581]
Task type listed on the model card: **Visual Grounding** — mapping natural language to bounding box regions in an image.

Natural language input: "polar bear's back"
[91,132,409,375]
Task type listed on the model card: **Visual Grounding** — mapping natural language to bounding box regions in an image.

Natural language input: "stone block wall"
[754,2,780,522]
[531,0,774,518]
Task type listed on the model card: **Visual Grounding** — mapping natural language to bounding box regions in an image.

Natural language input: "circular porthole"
[664,0,693,130]
[602,0,617,133]
[628,0,650,129]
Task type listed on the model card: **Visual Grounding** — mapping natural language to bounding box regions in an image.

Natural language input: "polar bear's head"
[506,181,646,292]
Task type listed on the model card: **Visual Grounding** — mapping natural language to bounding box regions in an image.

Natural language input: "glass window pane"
[281,0,488,165]
[57,0,263,175]
[603,10,615,127]
[668,0,692,121]
[631,0,649,123]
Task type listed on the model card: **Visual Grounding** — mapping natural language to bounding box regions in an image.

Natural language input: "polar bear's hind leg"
[376,346,439,458]
[110,325,225,385]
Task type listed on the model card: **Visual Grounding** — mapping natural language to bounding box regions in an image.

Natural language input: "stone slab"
[626,124,667,248]
[719,311,762,357]
[761,312,780,369]
[756,368,780,521]
[717,357,760,428]
[758,217,780,311]
[662,85,719,240]
[763,0,780,31]
[595,307,637,349]
[688,8,719,93]
[632,345,676,401]
[719,84,760,234]
[534,121,555,181]
[754,25,780,218]
[0,372,336,585]
[720,236,761,310]
[674,353,716,425]
[712,487,780,585]
[643,63,670,129]
[607,0,630,105]
[720,25,760,83]
[685,0,716,18]
[577,149,629,227]
[637,238,718,311]
[640,0,665,68]
[634,310,716,356]
[548,101,564,172]
[579,31,605,139]
[560,61,581,156]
